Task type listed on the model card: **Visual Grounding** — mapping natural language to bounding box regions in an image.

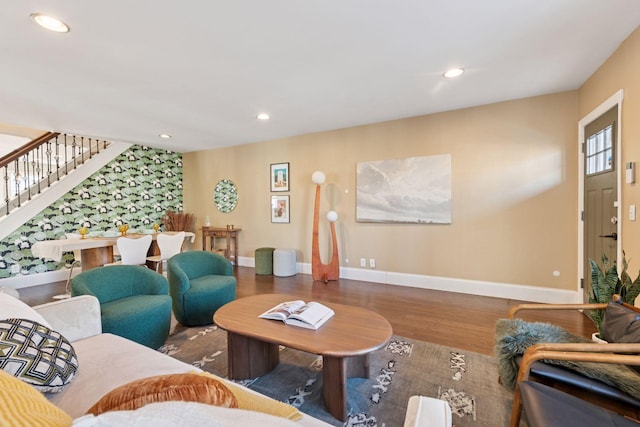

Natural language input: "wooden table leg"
[322,354,370,421]
[226,332,279,380]
[81,247,113,270]
[232,232,238,266]
[322,356,348,421]
[346,354,370,378]
[145,241,161,271]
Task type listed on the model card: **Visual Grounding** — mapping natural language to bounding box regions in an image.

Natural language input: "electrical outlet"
[360,258,366,267]
[10,264,20,274]
[369,258,376,269]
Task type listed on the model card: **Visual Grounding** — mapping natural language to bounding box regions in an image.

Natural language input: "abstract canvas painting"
[356,154,451,224]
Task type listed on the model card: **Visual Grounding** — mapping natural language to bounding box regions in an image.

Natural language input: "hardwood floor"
[19,266,596,356]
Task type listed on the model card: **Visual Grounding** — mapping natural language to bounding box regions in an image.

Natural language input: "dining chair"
[146,232,185,273]
[115,235,153,266]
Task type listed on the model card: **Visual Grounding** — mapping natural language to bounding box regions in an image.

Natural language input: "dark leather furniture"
[520,355,640,410]
[506,299,640,426]
[519,381,639,427]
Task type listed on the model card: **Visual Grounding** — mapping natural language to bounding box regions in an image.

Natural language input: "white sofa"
[5,294,331,426]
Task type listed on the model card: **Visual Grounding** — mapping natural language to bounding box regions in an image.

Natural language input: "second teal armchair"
[167,251,236,326]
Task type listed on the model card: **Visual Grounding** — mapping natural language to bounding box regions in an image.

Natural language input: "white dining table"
[32,231,195,271]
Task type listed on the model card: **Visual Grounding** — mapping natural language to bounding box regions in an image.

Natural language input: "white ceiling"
[0,134,30,158]
[1,1,639,153]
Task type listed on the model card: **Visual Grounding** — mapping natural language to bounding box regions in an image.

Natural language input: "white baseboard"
[2,256,581,304]
[237,256,253,268]
[386,271,580,304]
[295,261,580,304]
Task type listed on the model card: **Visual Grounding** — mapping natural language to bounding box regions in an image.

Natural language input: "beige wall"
[184,91,579,292]
[578,26,640,262]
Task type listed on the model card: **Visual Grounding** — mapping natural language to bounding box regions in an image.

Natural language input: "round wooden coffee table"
[214,293,393,421]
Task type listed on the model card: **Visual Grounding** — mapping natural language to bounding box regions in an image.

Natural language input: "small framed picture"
[271,195,290,223]
[270,162,289,192]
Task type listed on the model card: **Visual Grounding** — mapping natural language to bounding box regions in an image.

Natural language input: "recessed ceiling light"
[159,134,172,139]
[30,13,70,33]
[443,68,464,78]
[257,113,271,121]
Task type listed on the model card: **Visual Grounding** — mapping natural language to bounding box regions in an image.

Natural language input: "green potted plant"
[588,252,640,339]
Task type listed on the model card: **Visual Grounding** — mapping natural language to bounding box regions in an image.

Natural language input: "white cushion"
[34,295,102,342]
[0,292,52,328]
[72,401,301,427]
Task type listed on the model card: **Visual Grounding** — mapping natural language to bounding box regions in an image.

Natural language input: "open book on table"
[259,300,335,330]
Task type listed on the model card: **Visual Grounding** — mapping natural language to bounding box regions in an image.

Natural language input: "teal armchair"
[167,251,236,326]
[71,265,172,349]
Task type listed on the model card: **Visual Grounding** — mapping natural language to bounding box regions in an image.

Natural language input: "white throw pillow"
[0,292,52,328]
[72,402,301,427]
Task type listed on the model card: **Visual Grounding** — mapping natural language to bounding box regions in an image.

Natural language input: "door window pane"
[586,125,613,175]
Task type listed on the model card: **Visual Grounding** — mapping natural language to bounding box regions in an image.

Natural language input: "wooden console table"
[201,227,240,264]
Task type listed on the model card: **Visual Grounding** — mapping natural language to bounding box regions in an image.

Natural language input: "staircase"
[1,132,110,216]
[0,132,130,241]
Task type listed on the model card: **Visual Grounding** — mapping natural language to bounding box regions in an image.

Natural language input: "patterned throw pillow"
[0,318,78,393]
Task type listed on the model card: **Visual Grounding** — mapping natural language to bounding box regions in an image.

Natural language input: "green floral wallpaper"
[0,145,183,278]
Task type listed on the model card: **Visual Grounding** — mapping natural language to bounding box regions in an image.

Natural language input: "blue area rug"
[160,324,511,426]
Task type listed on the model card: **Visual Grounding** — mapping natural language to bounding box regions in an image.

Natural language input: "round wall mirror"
[213,179,238,213]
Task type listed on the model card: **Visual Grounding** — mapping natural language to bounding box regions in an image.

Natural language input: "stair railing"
[0,132,110,217]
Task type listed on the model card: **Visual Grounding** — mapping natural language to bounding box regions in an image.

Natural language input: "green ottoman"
[255,247,275,275]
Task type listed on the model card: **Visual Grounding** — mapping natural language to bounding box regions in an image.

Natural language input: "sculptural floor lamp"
[311,171,340,283]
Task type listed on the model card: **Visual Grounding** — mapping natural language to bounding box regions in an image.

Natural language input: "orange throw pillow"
[86,373,238,415]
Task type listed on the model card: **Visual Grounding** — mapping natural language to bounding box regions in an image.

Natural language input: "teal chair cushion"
[167,251,237,326]
[101,295,171,350]
[72,265,172,349]
[183,275,236,325]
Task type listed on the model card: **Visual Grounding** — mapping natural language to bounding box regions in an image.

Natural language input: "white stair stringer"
[0,141,131,242]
